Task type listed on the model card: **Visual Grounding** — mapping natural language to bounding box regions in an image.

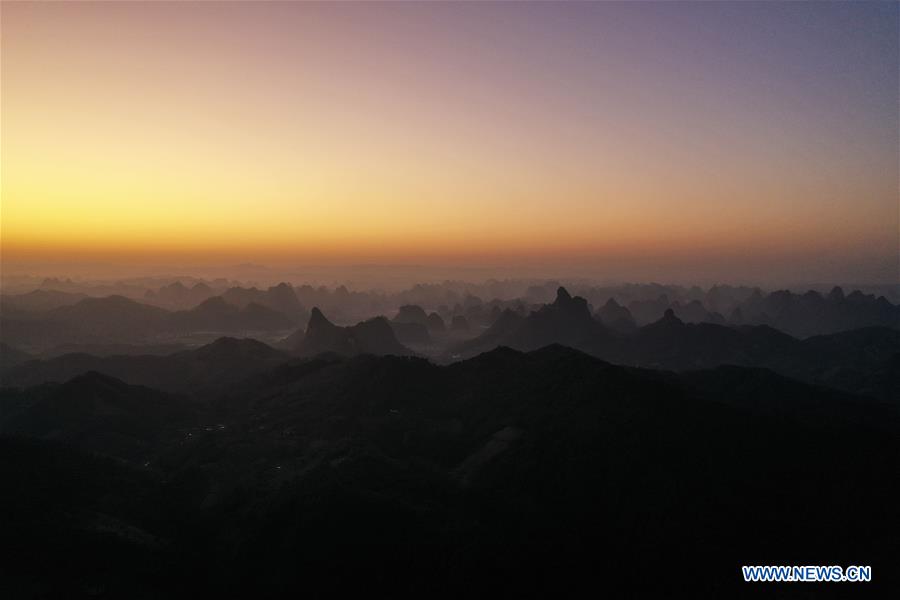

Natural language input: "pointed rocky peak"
[597,297,636,332]
[661,308,684,325]
[426,312,446,332]
[394,304,428,324]
[550,286,591,320]
[307,307,333,330]
[828,286,845,302]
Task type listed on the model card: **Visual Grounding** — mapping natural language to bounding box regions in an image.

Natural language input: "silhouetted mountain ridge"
[292,308,412,357]
[456,287,607,355]
[452,288,899,399]
[1,337,291,394]
[169,297,294,332]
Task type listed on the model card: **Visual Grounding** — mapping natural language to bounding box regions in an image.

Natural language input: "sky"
[2,1,897,284]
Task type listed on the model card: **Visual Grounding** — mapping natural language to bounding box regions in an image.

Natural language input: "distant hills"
[169,297,295,332]
[0,289,89,312]
[456,287,607,356]
[221,283,310,324]
[3,284,898,401]
[613,286,899,336]
[291,308,411,357]
[1,337,291,394]
[595,297,636,332]
[0,307,415,390]
[3,280,896,353]
[1,291,302,351]
[145,280,214,309]
[48,295,172,339]
[731,286,899,337]
[453,288,899,400]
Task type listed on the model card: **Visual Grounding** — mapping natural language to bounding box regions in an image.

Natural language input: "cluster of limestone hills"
[4,279,898,352]
[3,286,897,404]
[278,286,898,399]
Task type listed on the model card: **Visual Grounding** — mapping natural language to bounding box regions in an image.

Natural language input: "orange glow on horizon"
[1,2,897,282]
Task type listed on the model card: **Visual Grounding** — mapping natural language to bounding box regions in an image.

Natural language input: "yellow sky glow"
[1,2,896,281]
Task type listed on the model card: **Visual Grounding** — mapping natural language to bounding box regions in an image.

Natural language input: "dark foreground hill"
[1,346,897,598]
[0,372,196,462]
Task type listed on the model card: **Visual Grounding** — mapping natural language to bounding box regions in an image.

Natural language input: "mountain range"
[1,294,299,352]
[453,287,899,400]
[288,308,411,357]
[1,337,291,395]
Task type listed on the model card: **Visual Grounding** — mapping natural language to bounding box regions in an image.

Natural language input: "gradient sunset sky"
[2,1,897,283]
